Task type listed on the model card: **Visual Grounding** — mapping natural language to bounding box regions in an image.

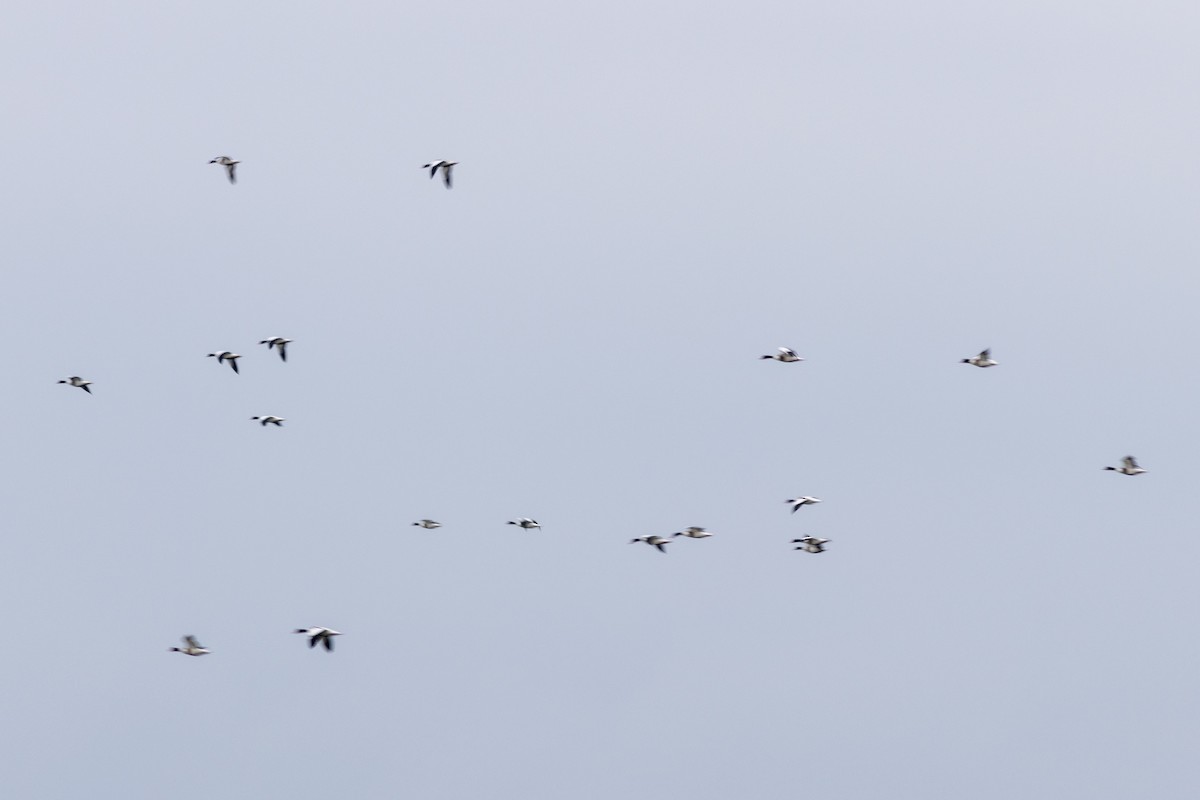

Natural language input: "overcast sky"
[2,1,1199,798]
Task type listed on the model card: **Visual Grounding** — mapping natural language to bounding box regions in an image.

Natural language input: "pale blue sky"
[2,2,1199,798]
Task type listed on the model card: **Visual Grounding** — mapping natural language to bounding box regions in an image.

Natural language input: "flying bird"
[207,351,241,374]
[58,376,93,394]
[760,347,804,363]
[792,536,830,554]
[672,527,714,539]
[258,337,291,362]
[786,496,822,513]
[1104,455,1146,476]
[209,156,239,184]
[422,160,457,188]
[631,535,672,553]
[294,627,341,651]
[961,348,998,368]
[251,416,284,427]
[507,518,541,530]
[169,635,210,656]
[412,519,442,529]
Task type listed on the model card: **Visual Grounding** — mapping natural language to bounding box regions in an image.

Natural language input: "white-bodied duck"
[760,347,804,363]
[251,416,284,427]
[1104,456,1146,476]
[961,348,998,368]
[412,519,442,529]
[58,376,93,394]
[209,156,239,184]
[792,536,830,554]
[786,496,822,513]
[169,635,210,656]
[672,527,714,539]
[422,160,457,188]
[294,627,341,651]
[507,518,541,530]
[631,535,672,553]
[259,336,292,362]
[207,351,241,374]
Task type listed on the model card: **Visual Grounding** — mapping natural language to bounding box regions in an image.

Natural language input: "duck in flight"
[672,527,714,539]
[760,347,804,363]
[412,519,442,529]
[786,496,822,513]
[422,160,457,188]
[169,635,210,656]
[507,518,541,530]
[792,536,830,553]
[631,535,672,553]
[251,416,284,427]
[209,156,239,184]
[207,351,241,374]
[294,627,341,651]
[961,348,998,368]
[1104,455,1146,476]
[259,337,292,362]
[58,376,93,394]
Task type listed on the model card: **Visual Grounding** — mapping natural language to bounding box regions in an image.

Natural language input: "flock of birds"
[57,158,1146,658]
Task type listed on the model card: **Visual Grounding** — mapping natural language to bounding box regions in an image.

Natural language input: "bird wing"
[323,635,334,652]
[278,342,287,362]
[979,349,990,359]
[227,163,237,184]
[308,635,318,648]
[428,163,440,179]
[81,384,92,394]
[655,542,667,553]
[184,635,201,648]
[230,359,239,374]
[443,166,453,188]
[1125,456,1139,469]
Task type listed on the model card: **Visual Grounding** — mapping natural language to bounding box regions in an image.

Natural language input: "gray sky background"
[2,1,1199,798]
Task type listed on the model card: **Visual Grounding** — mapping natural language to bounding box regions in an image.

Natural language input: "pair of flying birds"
[208,157,458,188]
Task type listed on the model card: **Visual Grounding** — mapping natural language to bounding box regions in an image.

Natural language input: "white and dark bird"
[58,376,93,394]
[1104,455,1146,476]
[507,518,541,530]
[672,527,714,539]
[760,347,804,363]
[786,496,822,513]
[422,160,457,188]
[631,535,672,553]
[412,519,442,529]
[207,351,241,374]
[961,348,998,368]
[792,536,830,553]
[251,416,284,427]
[294,627,340,651]
[209,156,239,184]
[259,336,291,362]
[169,635,210,656]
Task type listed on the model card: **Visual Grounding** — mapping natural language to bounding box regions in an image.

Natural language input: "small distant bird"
[412,519,442,529]
[209,156,239,184]
[1104,455,1147,476]
[251,416,284,427]
[786,496,822,513]
[792,536,830,553]
[294,627,340,651]
[961,348,998,368]
[169,635,210,656]
[672,527,714,539]
[631,535,672,553]
[207,351,241,374]
[422,160,457,188]
[507,518,541,530]
[58,376,93,394]
[760,347,804,363]
[258,337,292,362]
